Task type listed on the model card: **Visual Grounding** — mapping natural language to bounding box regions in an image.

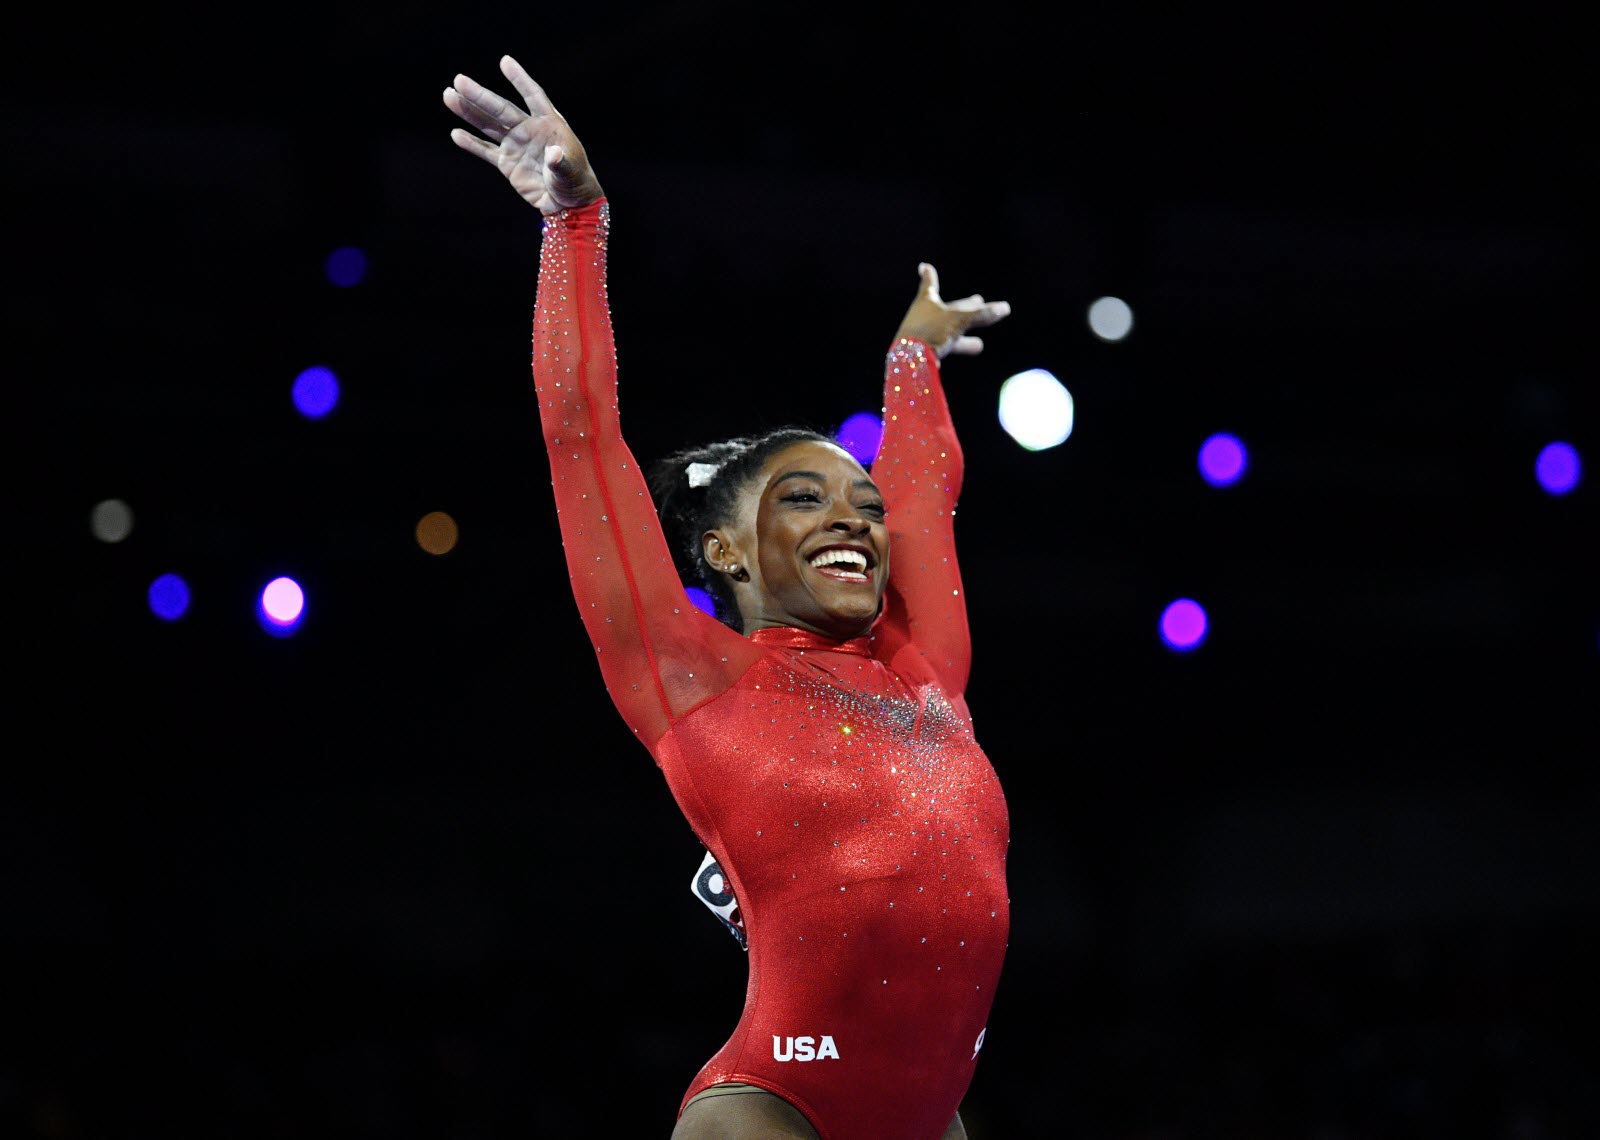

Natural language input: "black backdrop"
[11,6,1599,1138]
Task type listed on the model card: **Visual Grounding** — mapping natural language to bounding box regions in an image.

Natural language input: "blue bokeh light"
[292,366,340,419]
[1535,441,1581,495]
[148,573,190,621]
[325,245,368,287]
[836,412,885,466]
[1199,433,1248,487]
[1160,598,1208,652]
[686,586,717,617]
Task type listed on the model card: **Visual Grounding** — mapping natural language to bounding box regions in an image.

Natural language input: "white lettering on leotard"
[772,1035,839,1062]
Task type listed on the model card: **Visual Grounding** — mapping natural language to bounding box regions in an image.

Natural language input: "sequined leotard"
[533,200,1009,1140]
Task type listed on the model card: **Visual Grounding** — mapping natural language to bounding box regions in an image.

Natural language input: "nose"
[825,506,871,535]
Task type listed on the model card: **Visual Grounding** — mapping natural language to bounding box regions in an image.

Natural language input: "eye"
[782,492,822,504]
[861,502,887,517]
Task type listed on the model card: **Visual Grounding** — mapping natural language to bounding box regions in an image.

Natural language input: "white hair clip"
[686,461,721,489]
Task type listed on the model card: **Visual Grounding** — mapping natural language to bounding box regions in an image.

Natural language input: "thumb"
[544,144,567,174]
[918,262,941,299]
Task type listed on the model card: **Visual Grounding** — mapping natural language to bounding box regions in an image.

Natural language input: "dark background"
[10,5,1598,1138]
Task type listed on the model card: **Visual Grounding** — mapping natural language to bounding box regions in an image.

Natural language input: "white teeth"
[809,549,869,572]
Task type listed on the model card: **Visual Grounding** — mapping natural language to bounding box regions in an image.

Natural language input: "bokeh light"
[686,586,716,617]
[147,573,190,621]
[258,576,306,636]
[1199,433,1249,487]
[1535,441,1581,495]
[1088,296,1134,342]
[324,245,368,287]
[416,511,460,555]
[1160,598,1208,652]
[836,412,885,466]
[292,366,340,420]
[997,368,1074,451]
[90,498,135,543]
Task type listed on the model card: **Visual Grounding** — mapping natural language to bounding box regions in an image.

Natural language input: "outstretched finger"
[918,262,943,301]
[948,335,985,356]
[963,300,1012,329]
[452,71,525,131]
[500,55,556,118]
[449,126,502,167]
[444,87,507,141]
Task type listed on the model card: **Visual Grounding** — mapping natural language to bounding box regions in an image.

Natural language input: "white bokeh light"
[89,498,135,543]
[997,368,1075,451]
[1087,296,1134,342]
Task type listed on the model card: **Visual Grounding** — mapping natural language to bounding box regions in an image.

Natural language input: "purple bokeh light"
[148,573,190,621]
[1160,598,1208,652]
[324,245,368,287]
[686,586,716,617]
[258,576,306,637]
[836,412,885,466]
[292,366,340,419]
[1199,433,1248,487]
[1535,441,1581,495]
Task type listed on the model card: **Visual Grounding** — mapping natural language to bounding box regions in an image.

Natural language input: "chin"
[822,604,879,637]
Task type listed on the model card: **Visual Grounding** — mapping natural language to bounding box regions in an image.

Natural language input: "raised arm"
[872,264,1010,698]
[444,58,750,747]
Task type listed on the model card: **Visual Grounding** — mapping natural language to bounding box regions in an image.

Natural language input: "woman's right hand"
[894,263,1012,361]
[443,55,604,214]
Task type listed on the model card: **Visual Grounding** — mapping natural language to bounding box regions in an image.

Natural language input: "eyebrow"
[772,471,882,496]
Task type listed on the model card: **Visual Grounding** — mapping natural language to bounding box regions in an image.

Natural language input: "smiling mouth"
[808,548,873,582]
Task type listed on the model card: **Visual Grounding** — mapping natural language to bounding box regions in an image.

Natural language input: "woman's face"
[710,440,890,639]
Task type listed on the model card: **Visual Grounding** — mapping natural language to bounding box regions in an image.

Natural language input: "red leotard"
[533,200,1009,1140]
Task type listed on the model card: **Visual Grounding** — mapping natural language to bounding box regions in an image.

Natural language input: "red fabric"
[534,200,1009,1140]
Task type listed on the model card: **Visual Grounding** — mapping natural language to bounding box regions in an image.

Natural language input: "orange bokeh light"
[415,510,459,555]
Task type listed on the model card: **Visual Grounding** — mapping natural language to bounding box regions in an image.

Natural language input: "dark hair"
[647,425,835,631]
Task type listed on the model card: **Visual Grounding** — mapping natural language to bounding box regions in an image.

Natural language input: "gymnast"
[444,55,1013,1140]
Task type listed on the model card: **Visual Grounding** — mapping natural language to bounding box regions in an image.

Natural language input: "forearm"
[880,336,965,500]
[534,200,616,445]
[874,336,972,692]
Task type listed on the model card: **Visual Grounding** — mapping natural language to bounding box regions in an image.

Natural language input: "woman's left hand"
[893,263,1012,360]
[443,55,604,214]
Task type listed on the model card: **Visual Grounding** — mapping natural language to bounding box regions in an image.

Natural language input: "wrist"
[889,332,941,361]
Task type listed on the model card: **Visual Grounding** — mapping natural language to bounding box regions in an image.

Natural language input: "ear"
[702,529,748,581]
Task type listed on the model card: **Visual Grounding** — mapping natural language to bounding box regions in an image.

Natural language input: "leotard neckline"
[747,626,874,657]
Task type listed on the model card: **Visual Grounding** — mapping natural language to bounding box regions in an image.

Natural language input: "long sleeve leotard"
[532,200,1009,1140]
